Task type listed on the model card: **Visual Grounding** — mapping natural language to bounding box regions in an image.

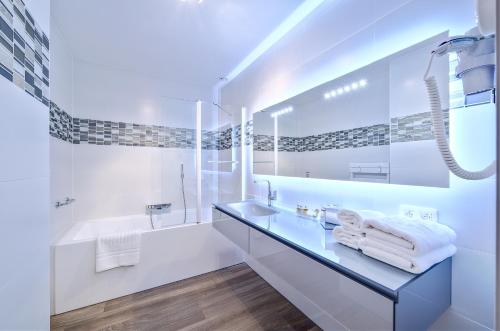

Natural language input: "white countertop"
[214,200,418,297]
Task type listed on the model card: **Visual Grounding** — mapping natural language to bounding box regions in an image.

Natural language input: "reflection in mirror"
[253,33,452,188]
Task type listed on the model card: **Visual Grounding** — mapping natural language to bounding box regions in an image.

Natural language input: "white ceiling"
[51,0,304,89]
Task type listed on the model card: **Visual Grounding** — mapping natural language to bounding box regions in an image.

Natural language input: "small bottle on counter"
[296,203,309,216]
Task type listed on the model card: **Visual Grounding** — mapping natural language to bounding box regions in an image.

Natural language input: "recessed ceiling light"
[344,85,351,92]
[324,92,331,99]
[351,82,359,89]
[359,79,367,87]
[337,88,344,95]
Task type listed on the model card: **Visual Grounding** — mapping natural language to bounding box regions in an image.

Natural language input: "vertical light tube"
[196,100,202,223]
[495,10,499,329]
[241,107,247,200]
[274,117,279,176]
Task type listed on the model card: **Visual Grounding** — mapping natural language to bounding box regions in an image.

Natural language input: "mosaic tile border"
[49,105,446,151]
[253,124,390,152]
[73,119,198,149]
[0,0,50,106]
[390,110,450,143]
[49,102,241,150]
[49,101,72,142]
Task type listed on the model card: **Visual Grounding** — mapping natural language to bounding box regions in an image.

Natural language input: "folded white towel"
[333,226,362,250]
[342,223,364,236]
[363,216,456,255]
[96,231,141,273]
[361,236,416,258]
[365,228,414,250]
[338,209,386,228]
[359,239,456,274]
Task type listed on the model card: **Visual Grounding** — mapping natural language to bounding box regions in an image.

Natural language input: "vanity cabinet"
[212,205,452,331]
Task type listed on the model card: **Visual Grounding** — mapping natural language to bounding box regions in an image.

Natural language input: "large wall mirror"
[253,33,452,188]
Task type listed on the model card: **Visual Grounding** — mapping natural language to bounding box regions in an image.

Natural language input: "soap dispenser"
[321,204,341,230]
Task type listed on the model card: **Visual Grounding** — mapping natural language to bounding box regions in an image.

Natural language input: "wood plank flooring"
[51,263,320,331]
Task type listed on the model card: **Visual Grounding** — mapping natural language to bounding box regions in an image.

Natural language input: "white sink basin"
[227,201,279,217]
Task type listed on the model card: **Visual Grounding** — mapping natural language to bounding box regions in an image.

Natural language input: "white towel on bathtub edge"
[96,231,141,273]
[359,240,456,274]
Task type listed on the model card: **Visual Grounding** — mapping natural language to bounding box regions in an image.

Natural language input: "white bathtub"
[52,208,243,314]
[58,209,202,244]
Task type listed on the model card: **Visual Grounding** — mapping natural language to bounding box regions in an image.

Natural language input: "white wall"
[70,61,212,222]
[50,22,75,244]
[0,0,50,326]
[221,0,496,329]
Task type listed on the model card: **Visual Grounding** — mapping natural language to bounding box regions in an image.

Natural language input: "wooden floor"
[51,263,320,331]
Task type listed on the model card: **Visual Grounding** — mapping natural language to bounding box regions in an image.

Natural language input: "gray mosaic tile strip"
[232,124,242,148]
[49,101,72,142]
[0,0,49,107]
[48,110,244,150]
[73,119,197,148]
[390,110,449,143]
[253,134,274,151]
[254,124,390,152]
[202,126,232,150]
[229,121,253,149]
[245,120,253,146]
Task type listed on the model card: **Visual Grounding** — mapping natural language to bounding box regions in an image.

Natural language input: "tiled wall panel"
[0,0,49,106]
[391,110,450,143]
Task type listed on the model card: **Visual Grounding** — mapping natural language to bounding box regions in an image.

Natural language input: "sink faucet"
[254,180,277,207]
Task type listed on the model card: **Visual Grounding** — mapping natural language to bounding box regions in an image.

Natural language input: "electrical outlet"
[399,204,439,222]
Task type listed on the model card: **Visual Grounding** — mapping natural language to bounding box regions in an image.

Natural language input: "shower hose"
[424,52,496,180]
[181,164,187,224]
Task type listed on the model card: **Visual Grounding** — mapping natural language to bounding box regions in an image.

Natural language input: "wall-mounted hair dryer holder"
[435,31,496,106]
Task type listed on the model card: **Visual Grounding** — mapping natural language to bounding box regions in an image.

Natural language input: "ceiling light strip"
[224,0,326,83]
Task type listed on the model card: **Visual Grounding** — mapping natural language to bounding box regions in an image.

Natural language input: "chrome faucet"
[254,180,277,207]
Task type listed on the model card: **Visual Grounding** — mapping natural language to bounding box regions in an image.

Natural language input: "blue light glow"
[225,0,326,83]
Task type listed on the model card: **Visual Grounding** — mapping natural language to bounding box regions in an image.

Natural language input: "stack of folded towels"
[359,216,456,274]
[332,208,457,274]
[332,209,386,250]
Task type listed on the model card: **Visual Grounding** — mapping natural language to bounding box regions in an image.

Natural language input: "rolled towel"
[338,209,386,228]
[359,239,456,274]
[363,216,456,255]
[333,226,362,250]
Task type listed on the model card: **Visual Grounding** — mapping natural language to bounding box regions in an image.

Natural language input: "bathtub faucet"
[146,203,172,211]
[146,203,172,230]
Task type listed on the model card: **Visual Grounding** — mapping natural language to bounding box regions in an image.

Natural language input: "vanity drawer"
[248,228,394,331]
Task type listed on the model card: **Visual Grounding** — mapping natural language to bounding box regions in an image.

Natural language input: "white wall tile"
[0,78,49,182]
[73,61,207,126]
[50,23,74,115]
[0,178,49,330]
[451,248,496,329]
[50,138,74,243]
[72,144,198,221]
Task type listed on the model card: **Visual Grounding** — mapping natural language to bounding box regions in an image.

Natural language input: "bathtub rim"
[54,214,210,247]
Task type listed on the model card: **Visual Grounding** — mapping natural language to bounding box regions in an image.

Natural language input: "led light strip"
[324,79,367,100]
[270,106,293,118]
